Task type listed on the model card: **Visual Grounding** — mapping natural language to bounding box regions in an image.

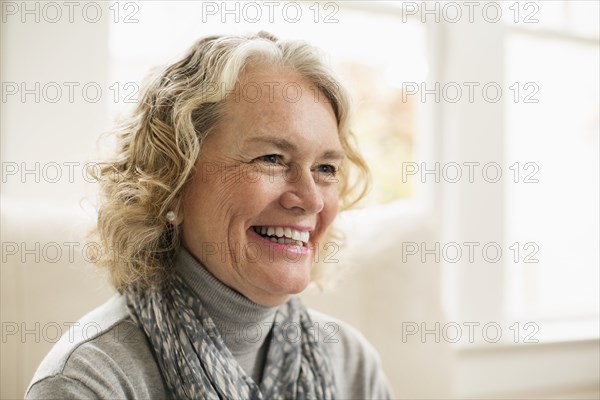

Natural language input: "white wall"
[1,3,114,398]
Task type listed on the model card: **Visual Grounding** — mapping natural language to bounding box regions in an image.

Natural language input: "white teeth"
[254,226,311,244]
[300,231,309,243]
[277,237,285,244]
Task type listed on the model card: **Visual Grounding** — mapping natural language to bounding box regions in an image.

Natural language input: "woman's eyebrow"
[245,135,346,160]
[322,150,346,161]
[246,136,296,152]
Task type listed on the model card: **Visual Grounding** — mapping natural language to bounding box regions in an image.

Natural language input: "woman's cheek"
[320,188,339,228]
[327,184,340,211]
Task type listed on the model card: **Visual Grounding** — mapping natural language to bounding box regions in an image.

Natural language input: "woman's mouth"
[251,226,309,247]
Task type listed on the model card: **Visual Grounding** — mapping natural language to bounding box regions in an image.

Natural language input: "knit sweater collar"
[174,246,278,355]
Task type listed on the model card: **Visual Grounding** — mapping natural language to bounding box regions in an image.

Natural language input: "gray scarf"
[126,274,336,399]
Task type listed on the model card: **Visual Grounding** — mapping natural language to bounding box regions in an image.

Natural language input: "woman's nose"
[279,166,324,214]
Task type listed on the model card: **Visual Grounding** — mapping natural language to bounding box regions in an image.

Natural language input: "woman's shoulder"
[308,308,377,352]
[25,295,167,399]
[307,308,394,399]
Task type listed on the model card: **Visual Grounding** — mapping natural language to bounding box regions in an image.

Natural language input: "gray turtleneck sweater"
[26,248,393,399]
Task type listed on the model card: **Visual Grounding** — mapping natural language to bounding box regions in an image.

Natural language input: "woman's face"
[181,69,344,307]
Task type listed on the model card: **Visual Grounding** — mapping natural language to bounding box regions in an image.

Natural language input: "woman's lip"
[248,229,309,255]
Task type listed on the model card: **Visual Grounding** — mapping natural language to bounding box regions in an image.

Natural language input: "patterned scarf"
[126,274,337,399]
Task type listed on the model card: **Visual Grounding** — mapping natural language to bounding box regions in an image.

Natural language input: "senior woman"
[26,31,392,399]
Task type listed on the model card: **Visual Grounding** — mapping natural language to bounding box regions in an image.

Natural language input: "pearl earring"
[166,211,177,223]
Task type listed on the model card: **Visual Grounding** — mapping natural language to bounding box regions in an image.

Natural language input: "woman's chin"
[249,263,312,304]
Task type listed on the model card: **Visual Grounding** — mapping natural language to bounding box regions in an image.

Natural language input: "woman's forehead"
[206,86,341,157]
[224,87,337,136]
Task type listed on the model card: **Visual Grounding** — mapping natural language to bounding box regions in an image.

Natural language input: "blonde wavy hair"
[90,31,369,291]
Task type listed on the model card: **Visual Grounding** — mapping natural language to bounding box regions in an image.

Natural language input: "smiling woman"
[25,31,392,399]
[182,70,343,307]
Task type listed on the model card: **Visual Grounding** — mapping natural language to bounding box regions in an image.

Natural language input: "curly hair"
[89,31,369,291]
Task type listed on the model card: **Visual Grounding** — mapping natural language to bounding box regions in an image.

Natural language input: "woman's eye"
[257,154,283,164]
[317,164,338,175]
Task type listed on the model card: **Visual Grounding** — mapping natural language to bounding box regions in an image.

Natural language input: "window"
[504,0,599,321]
